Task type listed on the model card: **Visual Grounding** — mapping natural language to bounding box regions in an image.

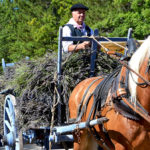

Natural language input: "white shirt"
[62,18,93,53]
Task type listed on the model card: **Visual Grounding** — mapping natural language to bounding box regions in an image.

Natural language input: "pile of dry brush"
[0,50,120,134]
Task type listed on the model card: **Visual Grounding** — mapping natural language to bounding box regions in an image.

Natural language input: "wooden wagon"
[0,28,143,150]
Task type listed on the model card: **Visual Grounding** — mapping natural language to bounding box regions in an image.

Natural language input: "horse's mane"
[129,36,150,101]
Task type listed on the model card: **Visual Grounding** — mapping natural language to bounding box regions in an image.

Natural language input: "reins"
[120,61,150,86]
[89,36,150,123]
[88,35,150,86]
[91,35,128,51]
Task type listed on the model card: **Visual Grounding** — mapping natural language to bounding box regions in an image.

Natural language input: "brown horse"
[69,37,150,150]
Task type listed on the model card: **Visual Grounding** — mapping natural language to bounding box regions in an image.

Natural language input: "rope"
[68,35,127,53]
[49,72,59,150]
[82,36,150,86]
[90,36,109,52]
[87,35,128,52]
[100,36,128,51]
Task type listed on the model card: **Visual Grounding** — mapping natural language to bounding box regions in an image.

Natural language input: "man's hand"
[68,41,91,52]
[79,41,90,49]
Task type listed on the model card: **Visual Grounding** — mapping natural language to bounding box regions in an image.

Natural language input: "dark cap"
[70,3,89,12]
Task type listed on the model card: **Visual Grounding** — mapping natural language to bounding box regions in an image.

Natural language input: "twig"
[49,72,57,150]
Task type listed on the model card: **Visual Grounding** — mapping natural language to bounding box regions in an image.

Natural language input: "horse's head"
[129,36,150,114]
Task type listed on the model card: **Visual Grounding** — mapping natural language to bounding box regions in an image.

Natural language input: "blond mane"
[128,36,150,101]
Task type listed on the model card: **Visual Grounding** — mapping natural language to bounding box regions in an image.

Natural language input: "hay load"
[0,50,119,134]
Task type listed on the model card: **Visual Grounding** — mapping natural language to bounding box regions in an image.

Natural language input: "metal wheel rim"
[4,94,20,150]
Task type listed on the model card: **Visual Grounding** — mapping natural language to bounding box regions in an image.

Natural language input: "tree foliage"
[0,0,72,63]
[79,0,150,39]
[0,0,150,66]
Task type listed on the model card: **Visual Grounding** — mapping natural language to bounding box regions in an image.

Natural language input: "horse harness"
[112,61,150,123]
[69,59,150,149]
[69,68,120,149]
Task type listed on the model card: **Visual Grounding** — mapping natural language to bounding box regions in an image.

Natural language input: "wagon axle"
[49,117,108,143]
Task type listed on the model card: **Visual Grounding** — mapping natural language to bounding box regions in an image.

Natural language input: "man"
[62,3,93,53]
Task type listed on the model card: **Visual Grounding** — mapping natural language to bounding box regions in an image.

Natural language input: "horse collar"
[112,65,150,123]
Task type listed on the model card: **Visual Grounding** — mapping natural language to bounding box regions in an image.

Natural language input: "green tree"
[0,0,150,67]
[75,0,150,39]
[0,0,74,64]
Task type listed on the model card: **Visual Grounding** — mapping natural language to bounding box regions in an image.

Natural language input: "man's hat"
[70,3,89,12]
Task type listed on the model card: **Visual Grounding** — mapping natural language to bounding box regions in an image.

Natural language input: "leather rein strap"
[120,60,150,86]
[120,60,150,123]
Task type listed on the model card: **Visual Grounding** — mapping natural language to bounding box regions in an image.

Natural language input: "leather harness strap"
[70,59,150,148]
[85,68,120,150]
[121,97,150,123]
[111,62,150,123]
[74,68,120,150]
[120,60,150,86]
[76,77,104,122]
[118,61,150,123]
[112,66,128,98]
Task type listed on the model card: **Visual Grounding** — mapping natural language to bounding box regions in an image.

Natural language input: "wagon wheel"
[3,94,23,150]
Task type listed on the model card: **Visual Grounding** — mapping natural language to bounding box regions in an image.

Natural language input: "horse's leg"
[73,129,98,150]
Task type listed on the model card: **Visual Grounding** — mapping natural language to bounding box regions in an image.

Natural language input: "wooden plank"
[100,40,144,53]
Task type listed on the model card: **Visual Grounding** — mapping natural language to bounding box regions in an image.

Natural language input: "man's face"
[72,9,86,25]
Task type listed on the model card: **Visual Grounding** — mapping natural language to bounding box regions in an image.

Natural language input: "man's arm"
[68,41,90,52]
[62,26,90,53]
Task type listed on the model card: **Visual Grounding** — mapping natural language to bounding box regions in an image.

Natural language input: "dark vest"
[64,24,91,44]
